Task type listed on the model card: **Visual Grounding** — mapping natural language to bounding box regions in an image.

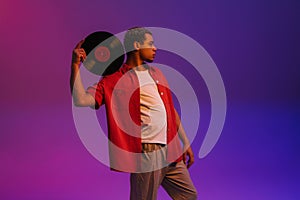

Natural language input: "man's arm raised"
[70,40,95,107]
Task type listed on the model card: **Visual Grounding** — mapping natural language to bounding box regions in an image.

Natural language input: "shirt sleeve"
[87,81,105,110]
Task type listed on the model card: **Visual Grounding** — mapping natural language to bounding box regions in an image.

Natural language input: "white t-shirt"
[135,69,167,144]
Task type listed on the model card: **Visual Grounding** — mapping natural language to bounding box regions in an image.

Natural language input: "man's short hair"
[124,27,152,54]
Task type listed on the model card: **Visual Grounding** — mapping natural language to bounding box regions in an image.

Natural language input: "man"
[70,27,197,200]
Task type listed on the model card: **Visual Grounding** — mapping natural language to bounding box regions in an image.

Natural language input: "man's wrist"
[71,63,80,70]
[182,141,191,149]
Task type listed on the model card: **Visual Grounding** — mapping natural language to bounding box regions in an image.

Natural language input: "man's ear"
[133,41,140,50]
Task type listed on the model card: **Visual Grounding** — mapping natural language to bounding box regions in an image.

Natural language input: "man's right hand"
[72,39,86,67]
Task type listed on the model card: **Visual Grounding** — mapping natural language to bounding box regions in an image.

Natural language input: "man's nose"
[153,45,157,51]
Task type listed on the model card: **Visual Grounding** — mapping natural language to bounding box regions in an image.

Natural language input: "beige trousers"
[130,143,197,200]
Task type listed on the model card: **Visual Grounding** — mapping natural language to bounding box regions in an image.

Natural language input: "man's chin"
[145,59,154,63]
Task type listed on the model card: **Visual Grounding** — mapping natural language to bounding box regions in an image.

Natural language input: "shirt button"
[160,92,164,95]
[156,80,159,83]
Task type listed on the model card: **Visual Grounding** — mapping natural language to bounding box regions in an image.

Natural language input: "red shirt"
[87,63,182,172]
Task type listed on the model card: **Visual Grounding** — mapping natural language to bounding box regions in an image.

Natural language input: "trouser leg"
[130,143,166,200]
[161,161,198,200]
[130,170,163,200]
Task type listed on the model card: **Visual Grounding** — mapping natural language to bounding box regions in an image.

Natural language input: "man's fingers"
[183,152,187,164]
[183,147,195,168]
[187,156,194,168]
[77,49,86,57]
[75,39,85,49]
[74,48,87,59]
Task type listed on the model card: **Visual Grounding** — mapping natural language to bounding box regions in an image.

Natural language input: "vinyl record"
[81,31,125,76]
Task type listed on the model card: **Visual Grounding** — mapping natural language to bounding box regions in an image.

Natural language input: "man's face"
[138,33,157,63]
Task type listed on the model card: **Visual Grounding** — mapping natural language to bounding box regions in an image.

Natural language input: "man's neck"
[125,56,147,71]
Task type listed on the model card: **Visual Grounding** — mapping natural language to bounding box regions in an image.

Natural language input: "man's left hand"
[183,146,195,168]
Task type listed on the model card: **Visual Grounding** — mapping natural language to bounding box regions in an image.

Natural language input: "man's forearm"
[174,109,190,147]
[174,108,195,168]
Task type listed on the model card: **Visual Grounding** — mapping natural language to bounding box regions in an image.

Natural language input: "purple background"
[1,0,299,199]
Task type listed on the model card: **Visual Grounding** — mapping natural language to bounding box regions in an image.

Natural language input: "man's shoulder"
[148,65,163,74]
[101,69,123,81]
[96,67,128,89]
[149,65,167,78]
